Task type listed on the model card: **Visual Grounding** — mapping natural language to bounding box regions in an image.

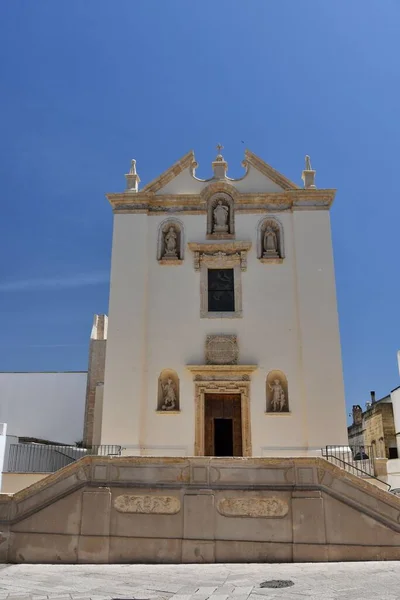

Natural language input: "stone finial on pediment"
[301,155,316,189]
[125,159,141,192]
[212,144,228,180]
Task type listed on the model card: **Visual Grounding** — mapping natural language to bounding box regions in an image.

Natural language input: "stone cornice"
[244,150,299,190]
[141,151,195,193]
[187,365,258,376]
[106,189,336,214]
[187,241,251,254]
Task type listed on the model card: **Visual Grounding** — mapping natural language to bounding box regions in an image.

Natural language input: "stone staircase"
[1,455,400,563]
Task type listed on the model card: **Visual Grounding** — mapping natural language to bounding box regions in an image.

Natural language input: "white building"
[0,371,86,444]
[99,148,348,457]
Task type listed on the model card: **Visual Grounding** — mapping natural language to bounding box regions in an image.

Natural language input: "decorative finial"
[125,158,140,192]
[129,159,137,175]
[302,154,316,189]
[215,144,224,162]
[212,144,228,179]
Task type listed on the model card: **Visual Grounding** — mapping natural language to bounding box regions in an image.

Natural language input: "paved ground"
[0,562,399,600]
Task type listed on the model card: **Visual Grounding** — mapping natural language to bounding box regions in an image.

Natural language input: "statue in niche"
[213,200,229,233]
[163,226,178,258]
[162,378,177,411]
[263,225,279,258]
[269,379,286,412]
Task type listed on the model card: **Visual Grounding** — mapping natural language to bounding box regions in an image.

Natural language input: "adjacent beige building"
[99,149,348,456]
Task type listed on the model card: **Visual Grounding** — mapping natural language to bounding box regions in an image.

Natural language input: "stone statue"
[269,379,286,412]
[213,200,229,233]
[263,225,279,257]
[162,378,177,411]
[305,155,312,171]
[163,227,178,258]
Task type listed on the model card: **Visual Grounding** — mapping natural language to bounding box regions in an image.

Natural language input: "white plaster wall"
[101,214,149,449]
[390,387,400,455]
[387,458,400,490]
[0,423,7,491]
[102,203,347,455]
[156,166,284,195]
[0,373,86,444]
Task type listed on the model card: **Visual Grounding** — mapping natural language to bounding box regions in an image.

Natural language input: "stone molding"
[216,496,289,518]
[141,151,195,193]
[259,258,284,264]
[188,241,251,272]
[188,242,251,319]
[185,373,255,457]
[244,149,299,190]
[114,494,180,514]
[106,189,336,214]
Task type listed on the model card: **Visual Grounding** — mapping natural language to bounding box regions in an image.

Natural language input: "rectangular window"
[208,268,235,312]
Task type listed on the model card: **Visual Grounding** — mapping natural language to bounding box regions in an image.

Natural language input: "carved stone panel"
[205,335,238,365]
[217,496,288,518]
[114,494,181,514]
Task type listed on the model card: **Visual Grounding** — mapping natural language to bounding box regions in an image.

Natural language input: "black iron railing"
[322,444,391,491]
[6,444,121,473]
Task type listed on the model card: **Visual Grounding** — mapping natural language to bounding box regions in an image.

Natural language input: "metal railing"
[322,444,391,491]
[6,444,122,473]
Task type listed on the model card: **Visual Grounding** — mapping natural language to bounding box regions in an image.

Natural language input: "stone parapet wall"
[1,456,400,563]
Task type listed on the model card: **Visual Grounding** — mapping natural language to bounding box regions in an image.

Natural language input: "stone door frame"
[194,380,252,457]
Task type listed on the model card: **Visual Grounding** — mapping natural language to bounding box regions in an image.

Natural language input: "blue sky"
[1,1,399,417]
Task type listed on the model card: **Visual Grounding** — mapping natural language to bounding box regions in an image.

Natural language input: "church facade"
[100,149,348,457]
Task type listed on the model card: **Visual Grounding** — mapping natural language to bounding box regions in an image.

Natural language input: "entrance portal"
[204,394,242,456]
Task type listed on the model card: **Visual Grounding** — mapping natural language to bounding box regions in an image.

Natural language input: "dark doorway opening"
[214,418,233,456]
[204,393,242,456]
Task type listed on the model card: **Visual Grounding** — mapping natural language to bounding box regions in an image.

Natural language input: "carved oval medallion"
[206,335,238,365]
[217,496,288,518]
[114,494,180,514]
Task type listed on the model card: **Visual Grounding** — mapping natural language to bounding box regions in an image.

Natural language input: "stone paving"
[0,562,399,600]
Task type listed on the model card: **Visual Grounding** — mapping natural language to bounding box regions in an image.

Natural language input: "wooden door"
[204,394,242,456]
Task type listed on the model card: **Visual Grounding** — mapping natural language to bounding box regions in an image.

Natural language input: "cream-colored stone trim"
[191,379,253,457]
[158,259,183,266]
[244,149,299,190]
[259,258,284,264]
[187,365,257,458]
[187,242,251,319]
[264,411,292,416]
[106,189,336,213]
[141,151,195,193]
[187,365,258,375]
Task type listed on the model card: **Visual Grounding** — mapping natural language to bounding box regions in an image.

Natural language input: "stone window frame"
[201,260,242,318]
[188,241,251,320]
[206,192,235,240]
[157,218,184,265]
[257,215,285,264]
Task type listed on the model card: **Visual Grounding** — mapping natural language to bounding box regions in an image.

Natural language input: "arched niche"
[207,192,235,238]
[157,219,184,263]
[266,370,289,413]
[157,369,180,412]
[257,216,284,260]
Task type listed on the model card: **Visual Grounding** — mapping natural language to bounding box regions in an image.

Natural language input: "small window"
[208,268,234,312]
